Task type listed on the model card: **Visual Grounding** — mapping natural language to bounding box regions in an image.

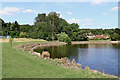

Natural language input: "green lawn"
[2,41,117,78]
[88,39,111,41]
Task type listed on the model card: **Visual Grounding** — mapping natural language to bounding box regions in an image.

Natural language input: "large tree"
[47,12,60,41]
[35,13,47,23]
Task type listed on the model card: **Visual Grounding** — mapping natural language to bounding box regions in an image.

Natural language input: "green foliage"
[19,32,27,37]
[46,35,52,41]
[110,33,120,41]
[57,32,71,44]
[0,18,4,35]
[1,12,120,41]
[70,32,77,41]
[65,36,71,44]
[57,32,68,42]
[2,20,20,37]
[77,35,88,41]
[35,13,47,22]
[20,24,33,32]
[70,23,79,29]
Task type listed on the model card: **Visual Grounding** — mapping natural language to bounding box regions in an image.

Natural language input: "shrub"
[19,32,27,37]
[57,32,71,44]
[110,33,120,41]
[65,37,71,44]
[46,35,52,41]
[76,35,88,41]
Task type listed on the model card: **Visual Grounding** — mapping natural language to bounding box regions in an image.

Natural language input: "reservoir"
[34,43,119,76]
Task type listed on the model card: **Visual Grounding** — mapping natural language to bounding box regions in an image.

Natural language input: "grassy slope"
[2,41,116,78]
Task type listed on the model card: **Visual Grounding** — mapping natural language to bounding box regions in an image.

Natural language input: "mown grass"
[2,41,118,78]
[72,40,110,42]
[88,39,111,41]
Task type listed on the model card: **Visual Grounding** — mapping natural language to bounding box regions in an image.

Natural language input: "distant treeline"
[0,12,120,42]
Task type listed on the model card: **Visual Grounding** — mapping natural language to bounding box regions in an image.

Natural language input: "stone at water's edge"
[42,51,50,59]
[32,52,41,57]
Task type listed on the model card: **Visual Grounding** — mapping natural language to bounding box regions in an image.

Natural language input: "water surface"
[34,43,119,76]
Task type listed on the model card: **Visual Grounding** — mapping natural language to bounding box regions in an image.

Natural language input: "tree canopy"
[1,12,120,41]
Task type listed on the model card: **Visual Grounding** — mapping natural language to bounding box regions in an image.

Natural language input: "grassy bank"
[2,40,118,78]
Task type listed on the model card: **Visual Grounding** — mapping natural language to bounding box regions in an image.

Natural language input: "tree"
[20,24,32,32]
[115,28,120,35]
[9,21,20,37]
[3,12,119,42]
[110,33,119,41]
[47,12,60,41]
[57,32,71,44]
[0,18,5,36]
[77,34,88,41]
[70,32,77,41]
[70,23,79,29]
[10,23,15,31]
[35,13,47,23]
[14,21,20,31]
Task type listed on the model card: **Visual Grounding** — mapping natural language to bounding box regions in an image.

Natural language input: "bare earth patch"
[0,38,9,43]
[0,38,46,43]
[72,41,120,44]
[13,38,46,42]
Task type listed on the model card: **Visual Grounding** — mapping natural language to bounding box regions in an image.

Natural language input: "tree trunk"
[52,33,54,41]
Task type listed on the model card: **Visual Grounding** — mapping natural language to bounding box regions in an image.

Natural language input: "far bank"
[72,41,120,44]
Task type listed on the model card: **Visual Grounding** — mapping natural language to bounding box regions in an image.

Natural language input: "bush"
[19,32,27,38]
[110,33,120,41]
[57,32,71,44]
[46,35,52,41]
[65,37,71,44]
[76,35,88,41]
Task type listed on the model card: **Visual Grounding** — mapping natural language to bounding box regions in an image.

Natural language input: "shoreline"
[72,41,120,44]
[17,42,118,78]
[18,42,67,53]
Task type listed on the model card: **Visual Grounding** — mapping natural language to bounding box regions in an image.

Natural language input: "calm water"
[34,43,119,76]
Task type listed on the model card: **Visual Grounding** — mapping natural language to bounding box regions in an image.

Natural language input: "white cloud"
[0,10,14,15]
[90,0,107,5]
[23,9,33,13]
[82,23,95,26]
[90,0,118,5]
[4,7,21,12]
[67,18,94,27]
[67,18,82,23]
[110,6,119,11]
[83,18,92,22]
[102,12,108,15]
[22,9,37,14]
[67,18,92,24]
[0,7,21,15]
[67,11,72,15]
[0,7,37,15]
[101,24,110,26]
[90,1,102,5]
